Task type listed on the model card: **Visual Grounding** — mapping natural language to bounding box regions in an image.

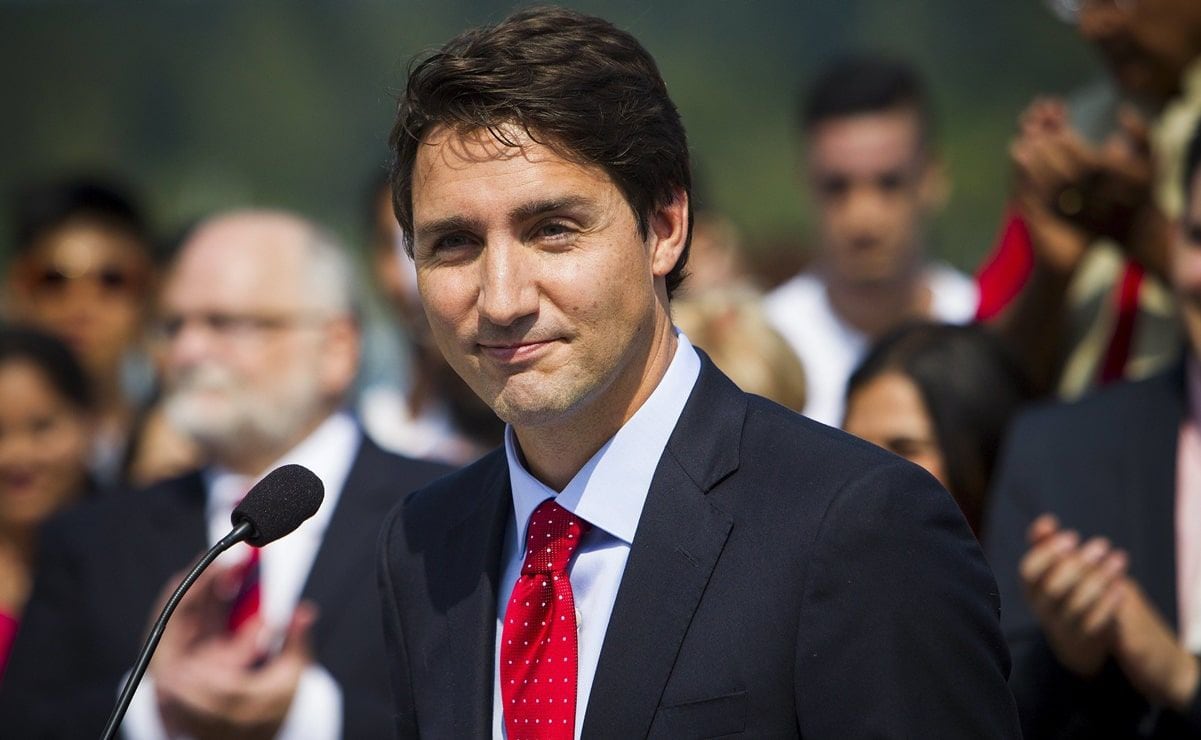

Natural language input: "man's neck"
[514,324,678,492]
[824,268,931,340]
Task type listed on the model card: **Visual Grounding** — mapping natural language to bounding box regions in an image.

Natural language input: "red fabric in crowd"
[1098,260,1145,385]
[975,209,1035,322]
[0,610,18,681]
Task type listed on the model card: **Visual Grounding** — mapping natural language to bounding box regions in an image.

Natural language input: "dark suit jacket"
[378,357,1021,738]
[985,361,1201,738]
[0,433,450,739]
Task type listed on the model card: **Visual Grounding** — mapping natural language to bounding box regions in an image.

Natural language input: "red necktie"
[227,545,261,632]
[500,500,590,739]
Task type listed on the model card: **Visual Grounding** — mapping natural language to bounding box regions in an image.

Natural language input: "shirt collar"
[205,411,361,535]
[505,332,701,547]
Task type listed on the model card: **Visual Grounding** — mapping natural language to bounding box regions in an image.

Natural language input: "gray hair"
[300,224,362,322]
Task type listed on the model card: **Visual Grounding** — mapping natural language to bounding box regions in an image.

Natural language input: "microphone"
[100,464,325,740]
[232,463,325,546]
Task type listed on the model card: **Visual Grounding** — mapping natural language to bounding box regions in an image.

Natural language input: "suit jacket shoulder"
[381,359,1021,739]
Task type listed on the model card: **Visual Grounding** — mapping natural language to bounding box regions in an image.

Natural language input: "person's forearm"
[987,262,1074,395]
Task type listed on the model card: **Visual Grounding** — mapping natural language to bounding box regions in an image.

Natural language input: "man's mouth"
[477,339,558,364]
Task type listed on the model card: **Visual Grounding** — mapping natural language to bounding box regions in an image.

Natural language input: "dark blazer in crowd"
[986,360,1201,738]
[378,357,1022,738]
[0,436,450,738]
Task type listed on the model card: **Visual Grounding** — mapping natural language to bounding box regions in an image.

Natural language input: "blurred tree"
[0,0,1097,275]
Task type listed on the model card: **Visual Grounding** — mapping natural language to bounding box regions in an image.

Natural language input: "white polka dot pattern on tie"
[499,500,589,739]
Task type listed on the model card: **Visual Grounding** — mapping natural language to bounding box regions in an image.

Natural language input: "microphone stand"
[100,520,255,740]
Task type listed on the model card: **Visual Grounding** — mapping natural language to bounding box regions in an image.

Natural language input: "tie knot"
[522,499,588,575]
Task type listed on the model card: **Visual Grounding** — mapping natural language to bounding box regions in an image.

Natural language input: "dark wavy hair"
[12,175,152,259]
[389,5,692,297]
[800,53,935,149]
[0,325,94,412]
[846,322,1035,534]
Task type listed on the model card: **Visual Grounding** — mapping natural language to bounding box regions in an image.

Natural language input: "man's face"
[10,220,152,380]
[1078,0,1201,103]
[1175,168,1201,356]
[806,108,938,288]
[409,126,682,430]
[159,217,347,458]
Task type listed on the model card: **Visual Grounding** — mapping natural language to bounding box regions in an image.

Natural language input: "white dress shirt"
[123,412,360,740]
[764,263,978,426]
[491,332,701,739]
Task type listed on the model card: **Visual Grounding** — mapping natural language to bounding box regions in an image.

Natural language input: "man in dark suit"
[984,119,1201,738]
[0,210,449,737]
[377,7,1020,738]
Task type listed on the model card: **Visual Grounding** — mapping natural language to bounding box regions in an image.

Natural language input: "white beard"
[164,361,324,460]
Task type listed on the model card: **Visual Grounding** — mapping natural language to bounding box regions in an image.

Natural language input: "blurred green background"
[0,0,1100,279]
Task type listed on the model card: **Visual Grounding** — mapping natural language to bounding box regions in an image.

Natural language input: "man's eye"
[435,233,474,250]
[818,176,849,199]
[877,172,906,193]
[535,222,572,239]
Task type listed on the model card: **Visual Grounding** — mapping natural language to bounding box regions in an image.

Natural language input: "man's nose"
[844,185,888,227]
[477,239,539,327]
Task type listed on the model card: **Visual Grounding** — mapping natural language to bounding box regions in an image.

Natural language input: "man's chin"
[488,389,580,430]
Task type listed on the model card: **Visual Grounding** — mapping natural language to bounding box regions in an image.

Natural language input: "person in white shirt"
[765,54,977,426]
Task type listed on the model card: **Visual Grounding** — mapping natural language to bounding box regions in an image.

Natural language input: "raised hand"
[1019,514,1128,677]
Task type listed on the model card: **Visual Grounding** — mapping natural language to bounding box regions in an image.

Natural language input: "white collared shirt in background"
[123,412,361,740]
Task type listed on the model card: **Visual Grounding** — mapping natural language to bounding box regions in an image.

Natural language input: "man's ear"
[320,317,361,399]
[649,188,690,279]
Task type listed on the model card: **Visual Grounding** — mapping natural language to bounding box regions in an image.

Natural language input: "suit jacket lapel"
[582,356,741,739]
[437,453,511,736]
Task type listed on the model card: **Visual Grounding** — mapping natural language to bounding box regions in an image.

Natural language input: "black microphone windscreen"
[231,464,325,546]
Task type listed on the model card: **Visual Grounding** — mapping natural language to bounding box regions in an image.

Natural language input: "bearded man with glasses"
[0,209,452,738]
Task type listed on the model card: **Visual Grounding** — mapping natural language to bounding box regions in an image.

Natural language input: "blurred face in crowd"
[843,371,948,489]
[1176,168,1201,356]
[409,125,685,430]
[0,360,90,533]
[1077,0,1201,104]
[159,213,358,468]
[806,108,942,289]
[9,220,152,382]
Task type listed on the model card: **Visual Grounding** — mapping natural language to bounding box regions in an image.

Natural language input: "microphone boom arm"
[100,519,255,740]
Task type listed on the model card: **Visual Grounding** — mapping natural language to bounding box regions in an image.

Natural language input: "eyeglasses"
[1046,0,1137,23]
[153,312,330,344]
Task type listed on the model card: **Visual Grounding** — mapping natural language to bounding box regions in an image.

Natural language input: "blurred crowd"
[0,0,1200,738]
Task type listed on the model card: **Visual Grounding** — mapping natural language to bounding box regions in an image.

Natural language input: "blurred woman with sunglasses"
[0,326,95,677]
[5,177,158,485]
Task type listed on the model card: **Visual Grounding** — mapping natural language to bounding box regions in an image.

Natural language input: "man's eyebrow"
[415,196,597,240]
[509,196,595,223]
[414,215,485,241]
